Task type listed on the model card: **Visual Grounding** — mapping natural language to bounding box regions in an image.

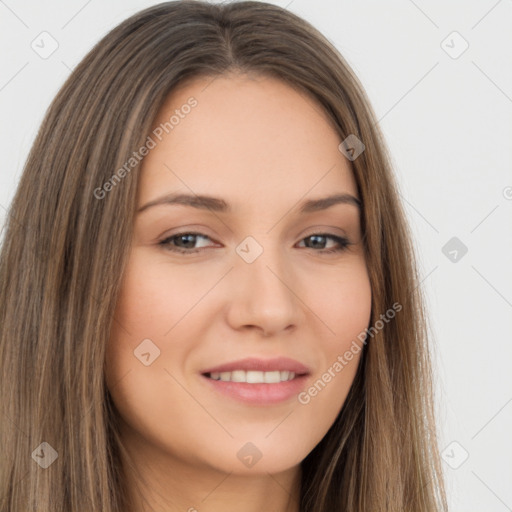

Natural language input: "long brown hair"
[0,1,448,510]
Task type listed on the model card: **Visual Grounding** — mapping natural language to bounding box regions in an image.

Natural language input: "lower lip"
[200,374,309,405]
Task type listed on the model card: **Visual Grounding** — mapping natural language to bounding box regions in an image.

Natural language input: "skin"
[105,72,372,512]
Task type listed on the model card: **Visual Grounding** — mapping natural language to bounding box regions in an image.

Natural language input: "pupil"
[308,235,325,248]
[179,234,196,248]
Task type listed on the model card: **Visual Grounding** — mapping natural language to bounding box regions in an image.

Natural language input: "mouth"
[200,368,310,405]
[199,356,311,404]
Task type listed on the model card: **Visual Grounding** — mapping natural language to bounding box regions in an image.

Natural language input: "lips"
[200,356,310,376]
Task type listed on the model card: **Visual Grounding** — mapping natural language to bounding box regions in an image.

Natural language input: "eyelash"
[158,232,352,254]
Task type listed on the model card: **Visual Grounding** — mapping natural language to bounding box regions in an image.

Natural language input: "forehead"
[138,73,357,207]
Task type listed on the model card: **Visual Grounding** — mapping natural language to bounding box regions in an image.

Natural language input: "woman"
[0,1,448,511]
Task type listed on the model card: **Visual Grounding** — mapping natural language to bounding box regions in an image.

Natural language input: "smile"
[205,370,297,383]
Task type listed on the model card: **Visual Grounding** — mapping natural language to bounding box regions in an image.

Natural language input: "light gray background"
[1,1,511,510]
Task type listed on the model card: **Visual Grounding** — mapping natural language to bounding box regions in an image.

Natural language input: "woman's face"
[105,73,372,477]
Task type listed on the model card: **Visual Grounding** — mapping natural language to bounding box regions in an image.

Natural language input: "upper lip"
[201,357,310,375]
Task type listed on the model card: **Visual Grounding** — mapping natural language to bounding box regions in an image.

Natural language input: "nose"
[225,246,303,337]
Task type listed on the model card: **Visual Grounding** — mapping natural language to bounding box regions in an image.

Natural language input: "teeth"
[209,370,296,383]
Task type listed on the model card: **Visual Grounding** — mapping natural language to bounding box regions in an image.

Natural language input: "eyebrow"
[136,192,361,214]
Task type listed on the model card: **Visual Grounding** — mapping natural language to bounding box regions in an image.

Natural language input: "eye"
[296,234,351,253]
[159,232,217,253]
[159,232,351,255]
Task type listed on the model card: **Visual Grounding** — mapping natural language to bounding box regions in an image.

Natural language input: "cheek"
[104,255,174,400]
[312,259,372,345]
[104,255,206,455]
[104,251,223,415]
[111,252,218,339]
[301,260,371,402]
